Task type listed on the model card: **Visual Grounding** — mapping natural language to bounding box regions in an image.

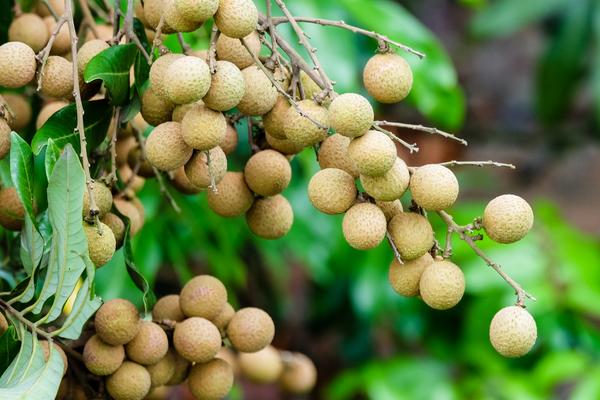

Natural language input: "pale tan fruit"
[284,100,329,147]
[308,168,357,215]
[265,132,304,155]
[106,361,151,400]
[279,353,317,395]
[342,203,387,250]
[83,334,125,376]
[119,166,146,193]
[171,102,198,123]
[116,137,137,167]
[101,213,126,247]
[173,317,222,362]
[171,166,201,194]
[318,134,359,177]
[143,0,176,33]
[212,302,235,334]
[43,16,70,55]
[388,212,434,261]
[126,321,169,365]
[220,124,239,155]
[37,0,65,17]
[83,222,116,267]
[134,0,149,27]
[246,195,293,239]
[203,60,245,111]
[95,299,140,345]
[180,275,228,319]
[216,347,237,372]
[8,14,49,53]
[82,182,113,218]
[145,386,169,400]
[300,71,321,100]
[238,66,278,116]
[175,0,219,22]
[363,53,413,104]
[216,31,261,69]
[149,53,184,99]
[163,0,202,32]
[40,56,74,99]
[36,101,68,129]
[181,103,227,150]
[0,119,9,160]
[39,340,68,375]
[214,0,258,38]
[114,198,144,235]
[77,39,110,76]
[188,358,234,400]
[410,164,459,211]
[483,194,534,244]
[489,306,537,358]
[348,130,396,177]
[0,312,8,334]
[165,56,211,104]
[152,294,185,322]
[263,96,291,139]
[388,252,433,297]
[239,345,283,384]
[227,307,274,352]
[185,147,228,188]
[2,93,31,131]
[207,172,255,217]
[419,260,465,310]
[376,200,403,221]
[244,150,291,196]
[85,24,114,42]
[146,351,176,387]
[329,93,374,138]
[166,352,190,385]
[127,147,154,178]
[0,187,26,231]
[360,157,410,201]
[0,42,37,89]
[141,87,175,127]
[145,122,193,171]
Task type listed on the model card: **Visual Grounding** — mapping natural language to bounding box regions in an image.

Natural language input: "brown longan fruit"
[106,361,151,400]
[163,0,202,33]
[279,352,317,395]
[101,213,126,247]
[483,194,534,244]
[36,101,68,130]
[226,307,275,353]
[114,198,144,235]
[363,52,413,104]
[299,71,322,100]
[207,172,255,217]
[329,93,374,138]
[489,306,537,358]
[166,352,191,385]
[188,358,234,400]
[180,275,228,319]
[145,122,193,171]
[244,150,291,196]
[40,56,74,99]
[95,298,140,345]
[203,60,246,111]
[125,321,169,365]
[342,203,387,250]
[37,0,65,17]
[43,16,70,55]
[0,312,8,334]
[387,212,434,261]
[388,252,433,297]
[410,164,459,211]
[0,119,10,160]
[142,0,174,32]
[318,134,359,177]
[246,195,294,240]
[216,31,262,69]
[214,0,258,39]
[238,66,279,116]
[263,95,291,139]
[173,317,222,363]
[220,124,239,155]
[0,42,37,89]
[83,222,116,267]
[284,100,329,147]
[83,334,125,376]
[141,86,175,127]
[360,157,410,201]
[77,39,110,76]
[0,187,26,231]
[152,294,185,322]
[8,13,49,53]
[211,302,235,335]
[239,345,283,384]
[171,102,197,123]
[376,199,403,221]
[174,0,219,22]
[149,53,184,99]
[82,182,113,218]
[265,132,304,155]
[146,350,176,387]
[171,166,202,195]
[185,147,228,189]
[2,93,31,131]
[347,130,396,177]
[165,56,211,105]
[308,168,357,215]
[181,103,227,150]
[419,260,465,310]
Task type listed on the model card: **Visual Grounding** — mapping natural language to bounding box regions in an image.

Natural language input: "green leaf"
[54,275,102,340]
[19,215,44,275]
[9,133,36,230]
[124,224,156,314]
[31,99,112,155]
[0,327,20,375]
[133,18,152,94]
[44,139,61,180]
[84,43,138,105]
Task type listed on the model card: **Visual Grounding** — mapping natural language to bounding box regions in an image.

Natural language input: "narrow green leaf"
[55,276,102,340]
[44,139,61,180]
[9,133,36,230]
[133,18,152,94]
[19,215,43,275]
[0,328,43,386]
[0,327,20,375]
[124,224,156,314]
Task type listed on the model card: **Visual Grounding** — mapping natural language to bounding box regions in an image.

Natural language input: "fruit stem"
[78,0,99,39]
[372,125,419,154]
[0,299,53,340]
[374,121,468,146]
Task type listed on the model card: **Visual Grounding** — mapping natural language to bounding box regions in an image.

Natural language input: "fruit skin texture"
[163,0,202,32]
[246,195,294,239]
[0,312,8,334]
[388,212,434,261]
[188,358,234,400]
[483,194,534,244]
[284,100,329,147]
[238,345,283,384]
[43,17,70,55]
[185,147,228,189]
[0,120,11,160]
[125,321,169,365]
[388,252,433,297]
[227,307,275,353]
[152,294,185,322]
[166,352,191,385]
[175,0,219,22]
[279,353,317,395]
[203,60,245,111]
[342,203,387,250]
[308,168,357,215]
[348,130,396,177]
[106,361,151,400]
[410,164,459,211]
[141,87,175,127]
[489,306,537,358]
[376,199,403,221]
[146,351,176,387]
[114,198,144,235]
[212,302,235,334]
[83,334,125,376]
[95,298,140,345]
[329,93,374,138]
[40,56,74,99]
[172,165,202,195]
[0,187,26,231]
[77,39,110,76]
[180,275,228,319]
[82,182,113,218]
[145,122,193,171]
[238,66,279,116]
[216,32,261,69]
[0,42,37,89]
[318,134,359,177]
[263,95,291,139]
[360,157,410,201]
[181,103,227,150]
[419,260,465,310]
[2,93,32,131]
[214,0,258,38]
[207,172,255,217]
[101,213,126,247]
[165,56,211,105]
[244,150,291,196]
[149,53,184,99]
[173,317,222,362]
[363,53,413,104]
[220,124,239,155]
[8,13,49,53]
[265,132,304,155]
[83,222,117,267]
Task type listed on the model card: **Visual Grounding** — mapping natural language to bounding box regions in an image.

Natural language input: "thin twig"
[205,150,217,192]
[149,14,166,63]
[374,121,467,146]
[438,160,516,169]
[0,299,53,340]
[207,26,220,73]
[78,0,99,39]
[106,107,120,185]
[124,0,151,63]
[372,125,419,153]
[386,231,403,265]
[177,32,191,55]
[265,0,279,64]
[36,15,68,91]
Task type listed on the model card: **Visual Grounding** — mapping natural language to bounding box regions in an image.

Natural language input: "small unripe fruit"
[419,260,465,310]
[180,275,228,319]
[146,351,176,387]
[388,212,434,261]
[212,302,235,334]
[101,213,126,248]
[203,60,245,111]
[227,307,275,353]
[165,56,211,104]
[214,0,258,38]
[246,195,294,239]
[163,0,202,32]
[174,0,219,22]
[263,96,291,139]
[360,157,410,201]
[318,134,359,177]
[83,222,116,267]
[145,122,193,171]
[2,93,32,131]
[43,17,70,55]
[0,120,9,160]
[106,361,151,400]
[152,294,185,322]
[185,147,228,189]
[0,42,36,89]
[348,130,396,177]
[489,306,537,358]
[220,124,239,155]
[279,353,317,395]
[173,317,221,362]
[77,39,110,76]
[0,187,26,231]
[483,194,534,244]
[376,199,403,221]
[149,53,184,99]
[126,321,169,365]
[216,32,261,69]
[82,182,113,218]
[83,334,125,376]
[181,103,227,150]
[329,93,374,138]
[308,168,357,215]
[207,172,255,217]
[238,66,278,116]
[410,164,459,211]
[388,253,433,297]
[363,53,413,104]
[8,13,49,53]
[284,100,329,147]
[36,101,68,129]
[141,87,175,127]
[39,340,68,376]
[188,358,234,400]
[95,298,140,345]
[342,203,387,250]
[40,56,74,99]
[239,345,283,384]
[244,150,291,196]
[265,132,304,155]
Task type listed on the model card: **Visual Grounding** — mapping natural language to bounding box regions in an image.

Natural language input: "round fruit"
[141,86,175,127]
[1,119,11,160]
[167,352,191,385]
[163,0,202,32]
[220,124,239,155]
[348,130,396,177]
[95,298,140,345]
[483,194,534,244]
[185,147,228,189]
[83,334,125,376]
[40,56,74,99]
[300,71,322,100]
[106,361,151,400]
[146,351,176,387]
[246,195,294,239]
[101,213,126,247]
[226,307,275,353]
[173,317,222,362]
[318,134,359,177]
[216,31,261,69]
[214,0,258,38]
[188,358,234,400]
[165,56,211,104]
[244,150,291,196]
[2,93,32,131]
[149,53,184,99]
[8,13,49,53]
[171,102,197,123]
[143,0,173,31]
[284,100,329,147]
[342,203,387,250]
[145,122,193,171]
[265,132,304,155]
[0,42,37,88]
[0,312,8,334]
[211,302,235,334]
[77,39,110,76]
[263,95,291,139]
[37,0,65,17]
[36,101,68,129]
[203,60,245,111]
[239,345,283,384]
[376,199,403,221]
[410,164,459,211]
[125,321,169,365]
[207,172,255,217]
[181,103,227,150]
[279,353,317,394]
[329,93,374,138]
[388,252,433,297]
[152,294,185,322]
[83,222,116,267]
[388,212,434,261]
[363,52,413,104]
[127,147,154,178]
[82,182,113,218]
[180,275,228,319]
[419,260,465,310]
[489,306,537,358]
[360,157,410,201]
[308,168,357,215]
[238,66,279,116]
[39,340,68,375]
[171,166,201,194]
[0,187,26,231]
[114,198,144,235]
[43,17,70,55]
[174,0,219,22]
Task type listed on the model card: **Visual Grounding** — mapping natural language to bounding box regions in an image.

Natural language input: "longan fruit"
[388,212,434,261]
[36,101,68,129]
[40,56,74,99]
[0,119,9,160]
[342,203,387,250]
[149,53,184,99]
[8,13,49,53]
[171,102,197,123]
[181,103,227,150]
[43,16,70,55]
[329,93,374,138]
[265,132,304,155]
[101,213,126,247]
[239,345,283,384]
[211,302,235,334]
[299,71,322,100]
[489,306,537,357]
[410,164,459,211]
[188,358,234,400]
[2,93,31,131]
[388,253,433,297]
[360,157,410,201]
[419,260,465,310]
[308,168,357,215]
[207,172,255,217]
[171,166,202,195]
[348,130,396,177]
[146,350,176,387]
[152,294,185,322]
[83,334,125,376]
[125,321,169,365]
[263,95,291,139]
[173,317,222,362]
[179,275,228,319]
[363,52,413,103]
[82,182,113,218]
[114,198,144,235]
[238,66,279,116]
[174,0,219,22]
[216,31,262,69]
[163,0,202,33]
[185,147,228,189]
[284,100,329,147]
[246,195,294,239]
[83,222,116,267]
[166,352,191,385]
[106,361,151,400]
[244,150,291,196]
[0,312,8,334]
[145,122,193,171]
[214,0,258,39]
[95,298,140,345]
[0,42,37,89]
[220,124,239,155]
[318,134,359,177]
[483,194,534,244]
[226,307,275,353]
[203,60,245,111]
[142,0,174,32]
[37,0,65,17]
[165,56,211,105]
[376,199,403,221]
[141,86,175,127]
[279,353,317,395]
[0,187,26,231]
[77,39,110,76]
